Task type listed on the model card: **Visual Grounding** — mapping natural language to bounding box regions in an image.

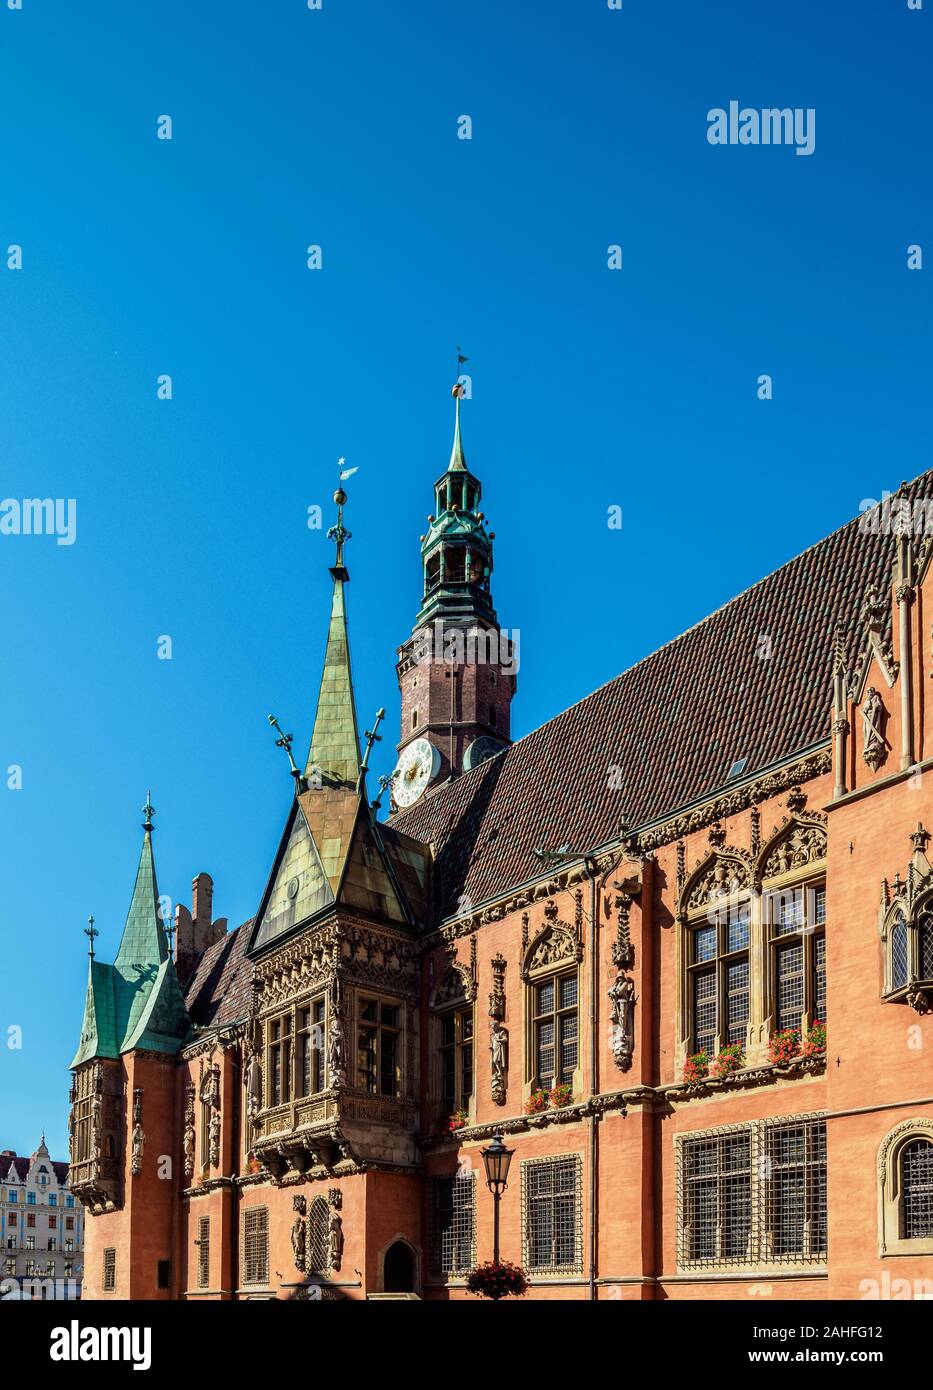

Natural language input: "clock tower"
[393,384,516,808]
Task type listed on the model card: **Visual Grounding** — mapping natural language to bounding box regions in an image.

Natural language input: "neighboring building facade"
[69,393,933,1300]
[1,1137,82,1298]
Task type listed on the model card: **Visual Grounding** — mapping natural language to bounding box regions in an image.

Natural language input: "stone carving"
[209,1105,221,1170]
[522,921,582,980]
[611,891,635,970]
[490,1020,507,1106]
[183,1084,195,1179]
[608,973,635,1072]
[328,1010,345,1087]
[761,822,827,879]
[328,1208,344,1272]
[246,1051,262,1121]
[291,1195,307,1272]
[130,1089,145,1176]
[862,687,887,770]
[684,855,750,912]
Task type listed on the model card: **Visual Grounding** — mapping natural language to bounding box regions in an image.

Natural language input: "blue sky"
[0,0,929,1156]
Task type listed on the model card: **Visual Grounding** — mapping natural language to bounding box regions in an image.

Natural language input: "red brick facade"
[74,474,933,1302]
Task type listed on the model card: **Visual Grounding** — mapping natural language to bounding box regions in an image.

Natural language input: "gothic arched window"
[686,896,750,1058]
[765,880,826,1032]
[882,899,933,1009]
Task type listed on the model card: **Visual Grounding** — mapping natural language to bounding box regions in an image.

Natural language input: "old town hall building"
[69,392,933,1300]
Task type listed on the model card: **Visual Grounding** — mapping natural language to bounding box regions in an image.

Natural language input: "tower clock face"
[392,737,441,808]
[463,735,506,771]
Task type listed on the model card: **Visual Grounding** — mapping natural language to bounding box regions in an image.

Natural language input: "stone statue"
[130,1123,145,1176]
[246,1052,262,1120]
[328,1014,345,1086]
[209,1106,221,1169]
[291,1196,307,1271]
[328,1210,343,1271]
[862,687,886,770]
[183,1119,195,1179]
[608,973,635,1071]
[490,1021,507,1104]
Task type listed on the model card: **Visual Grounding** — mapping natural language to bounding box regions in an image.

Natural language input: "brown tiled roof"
[390,474,933,919]
[184,920,254,1031]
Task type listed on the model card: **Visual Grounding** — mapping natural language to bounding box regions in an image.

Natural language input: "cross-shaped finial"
[371,767,397,813]
[267,714,307,793]
[142,791,155,832]
[84,914,99,959]
[357,708,385,793]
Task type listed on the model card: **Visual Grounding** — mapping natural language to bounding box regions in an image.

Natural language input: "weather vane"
[371,768,398,814]
[268,714,307,793]
[142,791,155,832]
[84,914,98,959]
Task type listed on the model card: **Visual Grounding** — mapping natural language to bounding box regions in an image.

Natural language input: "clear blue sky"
[1,0,929,1157]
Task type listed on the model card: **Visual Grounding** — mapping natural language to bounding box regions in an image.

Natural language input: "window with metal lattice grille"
[688,900,750,1055]
[767,881,826,1030]
[242,1207,268,1286]
[522,1154,582,1273]
[892,912,909,989]
[902,1139,933,1239]
[308,1196,329,1273]
[678,1114,826,1269]
[428,1171,475,1274]
[197,1216,210,1288]
[533,974,578,1090]
[102,1247,115,1291]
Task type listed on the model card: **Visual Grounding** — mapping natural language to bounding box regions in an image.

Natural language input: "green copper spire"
[448,384,467,471]
[71,798,191,1068]
[305,483,361,786]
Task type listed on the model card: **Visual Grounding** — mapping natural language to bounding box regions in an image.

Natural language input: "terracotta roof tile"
[184,920,254,1031]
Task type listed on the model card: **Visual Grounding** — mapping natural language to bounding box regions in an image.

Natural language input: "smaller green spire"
[448,385,467,472]
[306,485,361,785]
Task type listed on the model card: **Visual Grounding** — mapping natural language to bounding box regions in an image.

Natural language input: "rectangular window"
[242,1207,268,1287]
[268,1013,293,1107]
[102,1247,116,1292]
[157,1259,170,1290]
[678,1114,827,1269]
[8,1213,16,1228]
[198,1216,210,1288]
[296,998,325,1099]
[49,1195,57,1207]
[533,974,578,1090]
[428,1172,475,1275]
[688,900,750,1055]
[357,999,401,1098]
[523,1154,583,1273]
[438,1006,474,1114]
[65,1216,74,1231]
[25,1236,35,1251]
[48,1214,56,1230]
[26,1211,36,1227]
[768,880,826,1030]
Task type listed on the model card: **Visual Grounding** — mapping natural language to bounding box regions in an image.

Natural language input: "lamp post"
[480,1131,514,1268]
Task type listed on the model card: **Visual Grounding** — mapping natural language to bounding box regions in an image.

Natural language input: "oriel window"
[268,1012,293,1107]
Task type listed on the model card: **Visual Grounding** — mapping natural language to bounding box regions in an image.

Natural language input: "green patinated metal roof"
[305,575,361,787]
[71,826,191,1068]
[448,390,467,471]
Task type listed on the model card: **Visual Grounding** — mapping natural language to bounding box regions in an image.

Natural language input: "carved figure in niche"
[328,1209,343,1271]
[608,973,635,1071]
[291,1196,307,1272]
[209,1105,221,1169]
[246,1052,262,1120]
[328,1013,345,1086]
[183,1120,195,1179]
[862,687,886,770]
[490,1020,507,1103]
[130,1123,145,1176]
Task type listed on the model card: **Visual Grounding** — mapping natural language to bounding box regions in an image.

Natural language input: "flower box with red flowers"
[683,1050,710,1084]
[524,1088,550,1115]
[465,1260,528,1299]
[710,1042,745,1079]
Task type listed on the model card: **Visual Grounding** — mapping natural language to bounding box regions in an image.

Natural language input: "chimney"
[173,873,226,989]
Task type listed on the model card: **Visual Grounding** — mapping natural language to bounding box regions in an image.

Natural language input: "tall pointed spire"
[71,798,191,1067]
[305,480,361,787]
[449,384,467,471]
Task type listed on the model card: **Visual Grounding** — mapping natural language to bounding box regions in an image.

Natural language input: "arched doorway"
[383,1240,415,1293]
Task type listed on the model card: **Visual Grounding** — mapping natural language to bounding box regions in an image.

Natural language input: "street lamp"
[480,1132,514,1266]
